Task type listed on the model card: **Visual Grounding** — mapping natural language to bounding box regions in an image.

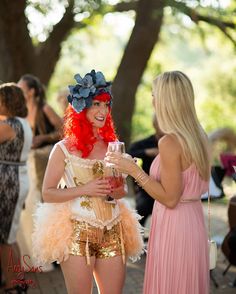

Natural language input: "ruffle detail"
[118,200,145,262]
[32,199,145,265]
[32,202,72,266]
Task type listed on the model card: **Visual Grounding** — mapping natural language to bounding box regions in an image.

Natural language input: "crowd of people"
[0,69,213,294]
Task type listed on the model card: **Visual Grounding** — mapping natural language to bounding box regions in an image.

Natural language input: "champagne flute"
[108,141,125,153]
[105,141,125,202]
[106,142,125,167]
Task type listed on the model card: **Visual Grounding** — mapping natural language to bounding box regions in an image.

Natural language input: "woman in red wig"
[33,70,144,294]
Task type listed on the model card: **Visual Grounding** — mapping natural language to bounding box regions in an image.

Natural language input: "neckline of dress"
[68,153,105,163]
[182,163,195,173]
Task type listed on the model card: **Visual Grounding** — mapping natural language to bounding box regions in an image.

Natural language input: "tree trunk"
[33,1,75,85]
[0,0,34,82]
[112,0,164,146]
[0,0,75,85]
[0,0,233,135]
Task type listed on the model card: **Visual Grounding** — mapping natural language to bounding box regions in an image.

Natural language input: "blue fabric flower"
[67,70,112,113]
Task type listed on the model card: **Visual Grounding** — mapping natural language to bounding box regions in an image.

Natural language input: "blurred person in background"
[56,87,69,115]
[17,74,62,192]
[16,74,62,271]
[0,83,32,293]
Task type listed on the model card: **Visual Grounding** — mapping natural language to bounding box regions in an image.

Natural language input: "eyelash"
[93,102,110,107]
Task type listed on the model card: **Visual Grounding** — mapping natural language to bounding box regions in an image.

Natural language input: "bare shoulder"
[0,122,15,142]
[158,134,182,164]
[62,138,74,152]
[60,138,82,157]
[159,134,181,153]
[0,122,14,132]
[49,140,66,160]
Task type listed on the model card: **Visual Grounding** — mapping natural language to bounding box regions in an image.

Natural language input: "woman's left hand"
[105,152,138,176]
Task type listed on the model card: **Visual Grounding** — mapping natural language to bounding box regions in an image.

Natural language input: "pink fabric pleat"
[143,156,209,294]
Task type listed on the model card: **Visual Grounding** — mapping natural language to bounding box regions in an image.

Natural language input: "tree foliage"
[0,0,235,145]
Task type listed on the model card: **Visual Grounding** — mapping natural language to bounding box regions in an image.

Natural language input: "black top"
[35,111,55,136]
[35,111,56,148]
[128,134,158,174]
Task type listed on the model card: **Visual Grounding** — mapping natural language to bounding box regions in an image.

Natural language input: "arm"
[42,145,112,203]
[109,178,128,199]
[0,122,15,143]
[106,135,183,209]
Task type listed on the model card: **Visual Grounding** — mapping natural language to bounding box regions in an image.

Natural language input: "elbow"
[42,188,50,203]
[165,200,178,209]
[42,192,48,202]
[164,196,181,209]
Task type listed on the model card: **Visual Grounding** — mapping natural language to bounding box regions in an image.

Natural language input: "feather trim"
[118,200,145,262]
[32,202,72,265]
[32,199,145,265]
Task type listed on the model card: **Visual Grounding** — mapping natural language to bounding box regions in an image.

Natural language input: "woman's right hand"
[105,152,139,176]
[79,178,111,197]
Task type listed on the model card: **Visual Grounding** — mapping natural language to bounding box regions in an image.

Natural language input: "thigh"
[94,256,126,294]
[60,255,95,294]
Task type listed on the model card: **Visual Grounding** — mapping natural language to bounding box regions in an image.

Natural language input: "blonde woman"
[106,71,210,294]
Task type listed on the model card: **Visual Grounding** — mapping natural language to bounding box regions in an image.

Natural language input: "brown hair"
[0,83,28,118]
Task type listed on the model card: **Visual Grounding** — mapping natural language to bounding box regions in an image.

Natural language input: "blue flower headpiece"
[67,69,112,113]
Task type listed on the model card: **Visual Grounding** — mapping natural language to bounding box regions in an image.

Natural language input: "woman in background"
[0,83,32,293]
[17,74,62,191]
[18,74,62,149]
[106,71,210,294]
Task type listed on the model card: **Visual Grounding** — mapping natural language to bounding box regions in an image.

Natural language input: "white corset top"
[57,141,120,229]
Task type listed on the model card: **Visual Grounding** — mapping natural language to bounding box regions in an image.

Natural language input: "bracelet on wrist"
[134,170,150,187]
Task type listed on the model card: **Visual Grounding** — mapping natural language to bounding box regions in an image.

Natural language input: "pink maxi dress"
[143,155,209,294]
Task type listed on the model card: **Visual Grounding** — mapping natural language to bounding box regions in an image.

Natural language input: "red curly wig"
[63,92,118,157]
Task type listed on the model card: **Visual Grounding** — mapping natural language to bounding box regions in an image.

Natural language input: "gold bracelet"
[135,171,150,187]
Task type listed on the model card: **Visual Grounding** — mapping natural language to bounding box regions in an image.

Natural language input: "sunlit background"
[25,0,236,145]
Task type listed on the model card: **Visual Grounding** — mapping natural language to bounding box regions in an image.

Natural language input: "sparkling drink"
[104,175,124,189]
[105,141,125,202]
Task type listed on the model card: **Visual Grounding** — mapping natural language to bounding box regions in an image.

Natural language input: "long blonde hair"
[153,71,210,181]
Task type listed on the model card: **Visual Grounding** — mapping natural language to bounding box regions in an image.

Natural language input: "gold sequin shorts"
[69,220,123,259]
